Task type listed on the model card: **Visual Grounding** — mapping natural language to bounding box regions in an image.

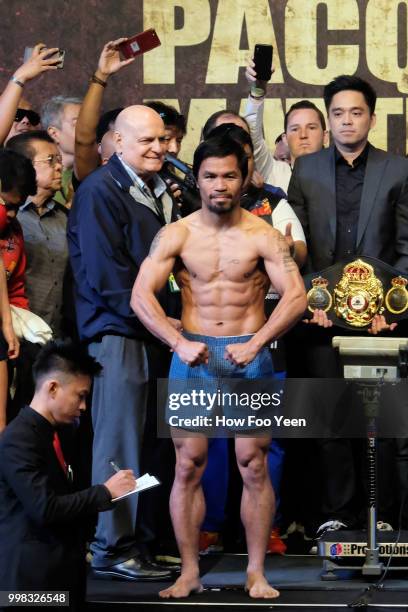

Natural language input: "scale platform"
[318,530,408,579]
[319,530,408,558]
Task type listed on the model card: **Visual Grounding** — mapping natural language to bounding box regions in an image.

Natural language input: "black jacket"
[0,406,111,595]
[288,144,408,274]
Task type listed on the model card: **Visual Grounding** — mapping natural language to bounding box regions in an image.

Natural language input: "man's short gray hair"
[41,96,82,130]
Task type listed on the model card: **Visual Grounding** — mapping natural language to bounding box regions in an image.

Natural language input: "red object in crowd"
[0,206,29,310]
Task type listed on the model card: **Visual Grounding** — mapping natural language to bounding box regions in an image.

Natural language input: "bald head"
[114,105,166,179]
[115,105,164,133]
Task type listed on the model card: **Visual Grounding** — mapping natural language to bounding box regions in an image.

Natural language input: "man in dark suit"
[289,75,408,276]
[0,340,136,610]
[287,75,408,536]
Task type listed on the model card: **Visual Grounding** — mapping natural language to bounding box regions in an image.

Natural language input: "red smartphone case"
[118,29,161,59]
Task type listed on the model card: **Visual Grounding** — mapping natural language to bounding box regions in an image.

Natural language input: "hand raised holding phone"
[246,44,274,92]
[92,30,160,85]
[16,44,61,83]
[97,38,136,80]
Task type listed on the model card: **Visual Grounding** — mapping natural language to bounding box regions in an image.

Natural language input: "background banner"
[1,0,407,161]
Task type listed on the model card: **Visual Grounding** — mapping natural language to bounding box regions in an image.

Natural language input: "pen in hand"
[109,460,121,473]
[105,461,137,500]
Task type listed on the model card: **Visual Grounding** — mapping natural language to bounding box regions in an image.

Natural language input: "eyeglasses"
[14,108,40,126]
[32,154,63,167]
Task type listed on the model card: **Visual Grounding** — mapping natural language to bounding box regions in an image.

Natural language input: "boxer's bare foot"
[159,575,203,599]
[245,572,280,599]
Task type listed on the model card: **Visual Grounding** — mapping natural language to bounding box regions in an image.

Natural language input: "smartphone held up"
[253,44,273,81]
[118,28,161,59]
[23,46,65,69]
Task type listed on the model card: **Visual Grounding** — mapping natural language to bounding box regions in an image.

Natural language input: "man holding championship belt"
[287,74,408,538]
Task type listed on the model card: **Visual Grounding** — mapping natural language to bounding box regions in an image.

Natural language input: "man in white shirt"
[244,60,328,192]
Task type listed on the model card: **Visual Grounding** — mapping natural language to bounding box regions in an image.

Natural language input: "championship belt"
[304,257,408,329]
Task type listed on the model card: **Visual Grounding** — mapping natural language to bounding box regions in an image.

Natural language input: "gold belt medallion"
[385,276,408,314]
[333,260,384,327]
[307,276,332,312]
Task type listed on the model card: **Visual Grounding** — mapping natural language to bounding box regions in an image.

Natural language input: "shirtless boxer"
[131,135,307,599]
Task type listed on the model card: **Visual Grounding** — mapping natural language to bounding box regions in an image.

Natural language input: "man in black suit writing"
[0,341,136,611]
[287,75,408,536]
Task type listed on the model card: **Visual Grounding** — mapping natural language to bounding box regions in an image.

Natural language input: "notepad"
[111,473,160,502]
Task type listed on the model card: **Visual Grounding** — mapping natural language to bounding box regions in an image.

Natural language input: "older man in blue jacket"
[68,105,178,581]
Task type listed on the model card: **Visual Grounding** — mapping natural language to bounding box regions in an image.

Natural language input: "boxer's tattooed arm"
[276,232,297,272]
[148,227,166,258]
[283,254,297,272]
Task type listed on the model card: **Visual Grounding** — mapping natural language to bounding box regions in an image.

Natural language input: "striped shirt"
[18,200,68,337]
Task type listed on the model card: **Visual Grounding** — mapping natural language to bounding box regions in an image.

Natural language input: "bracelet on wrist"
[10,75,25,88]
[250,85,265,99]
[90,74,107,87]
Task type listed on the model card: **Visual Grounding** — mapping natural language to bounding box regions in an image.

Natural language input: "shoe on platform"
[266,527,287,555]
[199,531,223,554]
[377,521,393,531]
[309,520,348,555]
[155,552,182,567]
[154,541,182,569]
[142,553,180,574]
[316,519,348,538]
[154,554,181,574]
[92,557,172,581]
